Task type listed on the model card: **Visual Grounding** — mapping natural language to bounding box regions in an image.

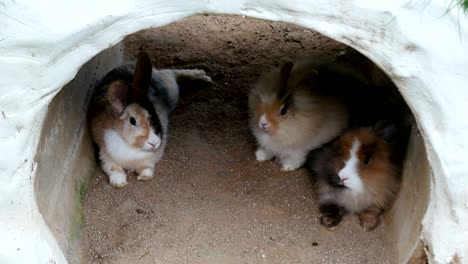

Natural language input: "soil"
[81,15,395,264]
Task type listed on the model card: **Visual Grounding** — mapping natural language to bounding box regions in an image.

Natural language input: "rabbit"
[248,58,364,171]
[88,52,212,188]
[307,120,410,231]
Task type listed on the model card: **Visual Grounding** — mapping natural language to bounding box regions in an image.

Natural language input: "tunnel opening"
[34,15,430,263]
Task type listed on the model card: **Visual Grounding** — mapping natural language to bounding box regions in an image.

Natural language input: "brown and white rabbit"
[88,52,211,188]
[249,58,356,171]
[307,121,410,231]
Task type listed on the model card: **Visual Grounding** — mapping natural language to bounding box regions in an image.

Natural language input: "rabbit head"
[329,123,400,195]
[105,52,163,153]
[249,61,297,134]
[249,60,326,135]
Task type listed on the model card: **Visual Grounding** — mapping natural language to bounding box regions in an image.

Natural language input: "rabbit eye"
[364,154,371,165]
[280,104,288,115]
[129,117,136,126]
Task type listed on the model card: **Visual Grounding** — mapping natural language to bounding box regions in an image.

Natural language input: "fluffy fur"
[88,52,211,188]
[249,58,358,171]
[307,121,410,231]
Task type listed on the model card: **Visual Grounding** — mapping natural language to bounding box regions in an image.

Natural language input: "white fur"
[137,168,154,181]
[279,150,307,171]
[251,94,348,171]
[253,113,343,171]
[108,171,128,188]
[143,129,161,151]
[254,131,312,171]
[101,159,128,187]
[320,137,376,213]
[91,66,211,188]
[104,129,153,162]
[339,138,365,193]
[255,148,274,162]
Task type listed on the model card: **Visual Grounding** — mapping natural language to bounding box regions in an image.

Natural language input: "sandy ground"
[81,15,395,264]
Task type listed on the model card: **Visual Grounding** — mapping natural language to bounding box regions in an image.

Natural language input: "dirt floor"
[81,15,395,264]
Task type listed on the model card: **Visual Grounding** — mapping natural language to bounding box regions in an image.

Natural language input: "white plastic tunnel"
[0,0,467,263]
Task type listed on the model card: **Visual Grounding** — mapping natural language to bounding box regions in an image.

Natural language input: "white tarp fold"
[0,0,466,263]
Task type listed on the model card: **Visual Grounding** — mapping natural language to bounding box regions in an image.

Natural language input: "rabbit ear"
[107,80,128,114]
[130,51,153,102]
[278,61,294,101]
[297,69,320,87]
[374,121,398,142]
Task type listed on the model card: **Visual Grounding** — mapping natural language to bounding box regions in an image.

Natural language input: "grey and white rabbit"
[248,57,375,171]
[88,52,211,188]
[307,120,410,231]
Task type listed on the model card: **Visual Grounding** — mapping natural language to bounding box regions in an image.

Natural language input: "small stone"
[136,209,145,214]
[312,242,319,246]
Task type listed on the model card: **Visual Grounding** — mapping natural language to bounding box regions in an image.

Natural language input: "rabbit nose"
[259,115,269,129]
[148,142,157,148]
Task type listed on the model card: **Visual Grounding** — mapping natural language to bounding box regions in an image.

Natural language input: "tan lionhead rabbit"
[88,52,211,188]
[307,121,410,231]
[249,58,352,171]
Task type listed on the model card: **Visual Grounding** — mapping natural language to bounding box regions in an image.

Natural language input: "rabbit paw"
[137,168,154,181]
[280,153,305,171]
[358,212,381,231]
[255,149,274,162]
[281,163,301,171]
[319,203,345,230]
[320,215,342,230]
[109,172,128,188]
[280,159,303,171]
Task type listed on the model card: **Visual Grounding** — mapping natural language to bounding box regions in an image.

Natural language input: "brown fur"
[89,52,213,187]
[255,99,284,132]
[338,128,400,210]
[88,52,162,188]
[130,106,151,149]
[249,58,350,171]
[89,101,153,153]
[308,123,407,231]
[250,60,327,135]
[358,206,383,231]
